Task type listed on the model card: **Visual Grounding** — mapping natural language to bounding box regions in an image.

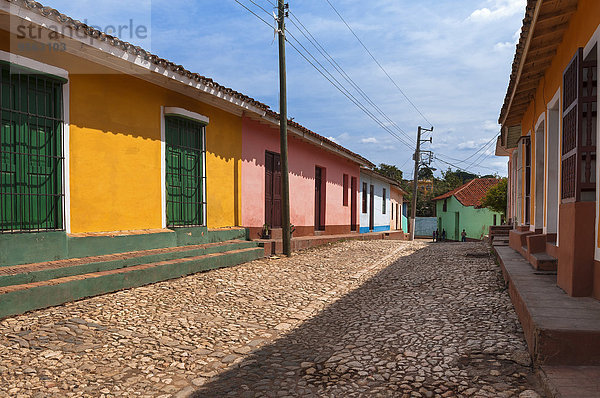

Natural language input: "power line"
[232,0,273,27]
[323,0,433,129]
[437,132,500,165]
[232,0,417,150]
[286,11,415,146]
[284,35,415,150]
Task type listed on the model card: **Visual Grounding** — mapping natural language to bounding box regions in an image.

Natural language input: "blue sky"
[41,0,525,177]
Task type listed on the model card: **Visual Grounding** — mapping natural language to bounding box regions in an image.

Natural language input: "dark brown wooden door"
[315,166,326,230]
[265,151,282,228]
[369,184,374,231]
[350,176,357,231]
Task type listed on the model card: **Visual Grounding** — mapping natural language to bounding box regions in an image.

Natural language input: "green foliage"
[375,163,403,182]
[481,178,508,215]
[418,166,434,180]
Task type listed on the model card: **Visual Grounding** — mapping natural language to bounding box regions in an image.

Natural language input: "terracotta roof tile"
[432,178,501,208]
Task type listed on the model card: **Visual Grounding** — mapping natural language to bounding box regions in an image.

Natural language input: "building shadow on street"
[190,242,536,397]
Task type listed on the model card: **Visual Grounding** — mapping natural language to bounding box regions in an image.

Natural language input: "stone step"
[531,252,558,271]
[0,240,256,288]
[0,246,264,319]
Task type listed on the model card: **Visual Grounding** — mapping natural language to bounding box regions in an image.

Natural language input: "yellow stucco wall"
[517,0,600,229]
[1,29,242,232]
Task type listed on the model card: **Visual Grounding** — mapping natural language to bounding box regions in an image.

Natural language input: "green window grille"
[165,116,206,227]
[0,63,65,233]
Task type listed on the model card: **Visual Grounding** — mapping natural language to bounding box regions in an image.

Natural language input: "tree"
[418,166,434,180]
[481,178,508,215]
[375,163,403,182]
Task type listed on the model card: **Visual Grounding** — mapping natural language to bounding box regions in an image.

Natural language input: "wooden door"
[265,151,282,228]
[314,166,326,230]
[350,177,357,231]
[369,184,374,231]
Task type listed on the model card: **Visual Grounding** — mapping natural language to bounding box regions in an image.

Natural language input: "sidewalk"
[493,243,600,397]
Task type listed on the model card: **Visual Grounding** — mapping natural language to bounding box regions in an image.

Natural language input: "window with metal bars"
[165,116,206,227]
[0,62,65,233]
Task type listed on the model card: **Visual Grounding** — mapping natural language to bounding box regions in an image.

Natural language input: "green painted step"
[0,240,257,288]
[0,246,264,320]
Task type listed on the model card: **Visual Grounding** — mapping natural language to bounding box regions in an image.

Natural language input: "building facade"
[389,185,407,232]
[359,169,393,233]
[241,114,371,238]
[495,0,600,299]
[433,179,503,241]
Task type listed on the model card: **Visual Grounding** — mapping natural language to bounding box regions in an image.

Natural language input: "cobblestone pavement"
[0,240,543,397]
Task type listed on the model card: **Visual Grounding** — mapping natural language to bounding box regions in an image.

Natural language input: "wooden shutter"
[343,174,348,206]
[362,182,367,213]
[561,47,597,203]
[264,152,273,228]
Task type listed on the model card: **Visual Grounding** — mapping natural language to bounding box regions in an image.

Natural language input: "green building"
[433,178,503,241]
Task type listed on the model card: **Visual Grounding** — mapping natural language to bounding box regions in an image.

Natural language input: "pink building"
[241,112,373,238]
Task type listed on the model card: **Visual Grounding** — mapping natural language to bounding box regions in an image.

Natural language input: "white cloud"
[361,137,378,144]
[469,0,526,22]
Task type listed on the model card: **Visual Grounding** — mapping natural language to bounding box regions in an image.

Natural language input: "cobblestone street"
[0,240,543,397]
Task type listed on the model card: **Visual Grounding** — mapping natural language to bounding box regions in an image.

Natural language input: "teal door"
[165,116,206,227]
[1,64,64,232]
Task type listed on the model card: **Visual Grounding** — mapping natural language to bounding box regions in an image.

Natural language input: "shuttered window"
[561,47,597,203]
[382,188,386,214]
[0,63,64,233]
[165,116,206,227]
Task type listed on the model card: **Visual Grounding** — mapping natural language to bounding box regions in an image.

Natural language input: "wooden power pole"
[278,0,291,256]
[409,126,433,240]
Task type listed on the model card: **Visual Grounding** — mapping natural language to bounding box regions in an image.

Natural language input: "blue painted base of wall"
[359,225,391,234]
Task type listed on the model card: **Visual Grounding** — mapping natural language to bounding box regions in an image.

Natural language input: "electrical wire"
[286,11,415,146]
[323,0,434,129]
[232,0,417,150]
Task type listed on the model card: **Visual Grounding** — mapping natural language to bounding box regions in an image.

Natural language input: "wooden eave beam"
[537,4,577,24]
[500,0,544,126]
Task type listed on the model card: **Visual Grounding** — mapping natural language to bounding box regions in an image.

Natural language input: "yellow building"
[0,0,268,265]
[495,0,600,299]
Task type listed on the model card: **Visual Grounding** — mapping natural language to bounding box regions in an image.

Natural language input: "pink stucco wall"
[241,116,360,230]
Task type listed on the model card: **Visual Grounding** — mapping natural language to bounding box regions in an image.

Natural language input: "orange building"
[495,0,600,300]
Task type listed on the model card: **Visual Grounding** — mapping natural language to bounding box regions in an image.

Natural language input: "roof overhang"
[498,0,578,129]
[0,1,268,117]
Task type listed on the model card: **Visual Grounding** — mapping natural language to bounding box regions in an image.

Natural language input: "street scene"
[1,241,542,397]
[1,0,600,397]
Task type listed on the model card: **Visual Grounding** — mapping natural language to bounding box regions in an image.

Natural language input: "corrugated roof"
[432,178,501,208]
[4,0,374,167]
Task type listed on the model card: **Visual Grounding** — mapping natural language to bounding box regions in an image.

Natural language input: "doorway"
[314,166,326,230]
[265,151,282,229]
[369,184,374,231]
[535,121,545,230]
[350,177,357,231]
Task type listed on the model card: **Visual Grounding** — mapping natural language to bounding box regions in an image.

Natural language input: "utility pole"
[278,0,291,256]
[409,126,433,241]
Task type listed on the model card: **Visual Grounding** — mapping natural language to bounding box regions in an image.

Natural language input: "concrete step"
[531,252,558,271]
[0,240,257,288]
[494,245,600,366]
[0,244,264,319]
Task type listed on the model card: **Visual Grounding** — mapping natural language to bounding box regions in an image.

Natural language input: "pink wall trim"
[241,116,360,228]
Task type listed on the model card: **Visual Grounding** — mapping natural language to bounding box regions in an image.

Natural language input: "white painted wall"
[359,171,391,233]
